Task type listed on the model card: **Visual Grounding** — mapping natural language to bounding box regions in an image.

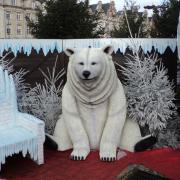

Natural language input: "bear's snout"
[83,71,91,79]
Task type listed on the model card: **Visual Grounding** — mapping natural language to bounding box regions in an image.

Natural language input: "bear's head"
[64,45,117,104]
[64,45,114,82]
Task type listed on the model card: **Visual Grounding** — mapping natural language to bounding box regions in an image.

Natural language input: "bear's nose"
[83,71,91,79]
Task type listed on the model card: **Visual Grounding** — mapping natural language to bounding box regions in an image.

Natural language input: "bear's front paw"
[100,144,117,162]
[70,148,90,161]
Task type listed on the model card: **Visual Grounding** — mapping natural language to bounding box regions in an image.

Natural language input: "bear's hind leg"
[119,118,157,152]
[134,135,157,152]
[47,115,73,151]
[119,118,142,152]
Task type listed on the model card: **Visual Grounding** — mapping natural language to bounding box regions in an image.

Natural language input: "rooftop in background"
[90,3,110,14]
[89,0,121,18]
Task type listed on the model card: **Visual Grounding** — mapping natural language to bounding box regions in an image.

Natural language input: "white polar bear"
[48,45,155,161]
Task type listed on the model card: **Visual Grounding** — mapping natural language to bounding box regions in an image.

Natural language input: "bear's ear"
[64,48,75,57]
[102,45,114,55]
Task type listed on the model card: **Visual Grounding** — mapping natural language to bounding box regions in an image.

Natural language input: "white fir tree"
[118,53,176,134]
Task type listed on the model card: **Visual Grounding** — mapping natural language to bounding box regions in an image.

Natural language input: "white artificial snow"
[0,39,176,56]
[0,128,38,170]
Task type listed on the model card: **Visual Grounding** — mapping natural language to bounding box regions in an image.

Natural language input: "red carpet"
[0,148,180,180]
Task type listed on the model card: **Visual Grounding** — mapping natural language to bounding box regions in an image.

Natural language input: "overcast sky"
[89,0,163,11]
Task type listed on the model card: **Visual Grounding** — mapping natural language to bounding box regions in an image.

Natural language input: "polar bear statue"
[47,45,156,161]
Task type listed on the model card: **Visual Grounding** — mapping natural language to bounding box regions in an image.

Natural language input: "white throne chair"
[0,67,45,170]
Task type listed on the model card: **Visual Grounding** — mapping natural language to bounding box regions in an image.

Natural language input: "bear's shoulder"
[62,84,76,105]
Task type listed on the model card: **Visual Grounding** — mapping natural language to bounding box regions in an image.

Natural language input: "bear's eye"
[91,62,97,65]
[79,62,84,65]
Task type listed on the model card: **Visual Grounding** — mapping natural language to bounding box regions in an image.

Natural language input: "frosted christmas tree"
[120,53,176,134]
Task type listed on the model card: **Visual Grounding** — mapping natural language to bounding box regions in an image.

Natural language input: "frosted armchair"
[0,67,45,170]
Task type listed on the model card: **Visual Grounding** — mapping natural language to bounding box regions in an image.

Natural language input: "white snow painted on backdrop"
[0,39,63,56]
[63,38,177,54]
[0,38,176,56]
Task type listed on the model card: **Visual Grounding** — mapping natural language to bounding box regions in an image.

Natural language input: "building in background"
[90,0,151,38]
[0,0,40,39]
[89,0,121,37]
